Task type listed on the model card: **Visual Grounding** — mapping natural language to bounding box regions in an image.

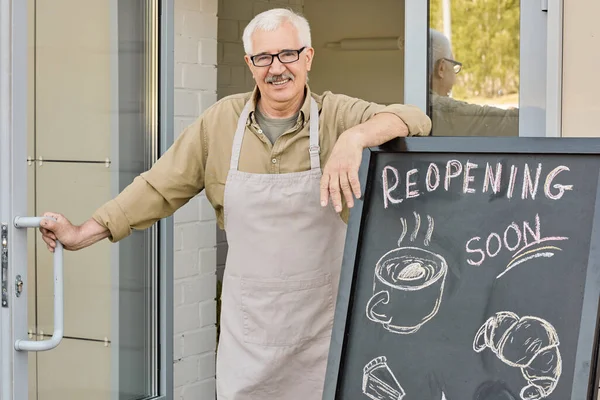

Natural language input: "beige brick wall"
[173,0,219,399]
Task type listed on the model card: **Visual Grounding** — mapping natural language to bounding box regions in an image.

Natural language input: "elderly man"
[429,28,519,137]
[40,8,431,400]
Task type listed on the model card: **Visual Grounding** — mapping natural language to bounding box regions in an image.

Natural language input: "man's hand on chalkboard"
[320,130,363,213]
[321,114,409,212]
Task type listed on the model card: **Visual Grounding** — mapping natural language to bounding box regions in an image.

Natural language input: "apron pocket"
[240,274,334,347]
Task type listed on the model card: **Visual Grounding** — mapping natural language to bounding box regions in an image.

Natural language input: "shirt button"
[257,128,263,134]
[271,158,277,164]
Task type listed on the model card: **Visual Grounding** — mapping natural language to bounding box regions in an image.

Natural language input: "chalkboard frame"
[322,136,600,400]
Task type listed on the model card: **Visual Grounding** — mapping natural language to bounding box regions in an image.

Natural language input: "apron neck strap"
[230,101,252,170]
[229,97,321,171]
[308,98,320,171]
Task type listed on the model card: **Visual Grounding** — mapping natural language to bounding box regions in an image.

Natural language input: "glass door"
[2,1,170,399]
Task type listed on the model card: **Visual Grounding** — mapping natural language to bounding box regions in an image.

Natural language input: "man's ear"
[305,47,315,72]
[244,55,256,80]
[436,59,446,78]
[244,54,253,68]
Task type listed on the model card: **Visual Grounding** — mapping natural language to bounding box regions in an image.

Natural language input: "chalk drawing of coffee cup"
[366,247,447,334]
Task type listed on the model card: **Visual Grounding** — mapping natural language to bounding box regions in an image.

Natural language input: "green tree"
[430,0,520,100]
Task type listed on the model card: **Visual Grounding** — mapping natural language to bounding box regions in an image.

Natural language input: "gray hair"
[429,28,452,72]
[242,8,312,55]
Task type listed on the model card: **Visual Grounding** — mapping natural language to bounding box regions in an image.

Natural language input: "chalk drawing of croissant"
[473,311,562,400]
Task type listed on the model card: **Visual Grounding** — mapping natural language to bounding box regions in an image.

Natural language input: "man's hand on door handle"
[39,212,110,252]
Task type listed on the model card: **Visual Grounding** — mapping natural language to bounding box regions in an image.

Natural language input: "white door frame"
[403,0,428,114]
[1,1,30,399]
[403,0,564,138]
[544,0,564,138]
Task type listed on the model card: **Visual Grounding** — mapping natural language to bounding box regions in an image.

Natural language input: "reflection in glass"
[429,0,520,137]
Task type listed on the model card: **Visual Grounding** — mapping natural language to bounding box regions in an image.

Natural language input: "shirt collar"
[247,84,313,126]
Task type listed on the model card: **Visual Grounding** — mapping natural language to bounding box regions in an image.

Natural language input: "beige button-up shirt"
[92,86,432,242]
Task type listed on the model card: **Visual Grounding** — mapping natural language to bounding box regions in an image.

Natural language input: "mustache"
[265,73,295,83]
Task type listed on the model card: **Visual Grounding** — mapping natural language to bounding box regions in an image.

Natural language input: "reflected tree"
[430,0,520,101]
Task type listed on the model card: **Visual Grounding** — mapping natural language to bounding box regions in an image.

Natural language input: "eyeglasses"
[442,58,462,74]
[250,47,306,67]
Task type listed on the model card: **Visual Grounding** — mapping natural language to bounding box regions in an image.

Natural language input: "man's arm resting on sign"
[320,112,412,213]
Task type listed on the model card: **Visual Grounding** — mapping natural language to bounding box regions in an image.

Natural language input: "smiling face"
[244,21,314,108]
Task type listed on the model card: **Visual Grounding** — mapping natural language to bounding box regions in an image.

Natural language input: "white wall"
[173,0,219,399]
[562,0,600,138]
[303,0,405,104]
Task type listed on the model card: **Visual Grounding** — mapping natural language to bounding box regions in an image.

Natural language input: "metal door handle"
[13,216,64,351]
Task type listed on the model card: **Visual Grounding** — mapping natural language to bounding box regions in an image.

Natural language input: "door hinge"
[541,0,549,12]
[1,224,8,307]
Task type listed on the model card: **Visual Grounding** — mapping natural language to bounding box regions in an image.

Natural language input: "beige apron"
[216,98,347,400]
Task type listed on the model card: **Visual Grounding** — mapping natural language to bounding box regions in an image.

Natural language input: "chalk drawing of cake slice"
[362,356,406,400]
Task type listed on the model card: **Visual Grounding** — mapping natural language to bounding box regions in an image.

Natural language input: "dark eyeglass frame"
[249,47,307,67]
[442,58,463,74]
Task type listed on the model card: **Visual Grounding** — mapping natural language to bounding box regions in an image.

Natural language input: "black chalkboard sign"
[323,137,600,400]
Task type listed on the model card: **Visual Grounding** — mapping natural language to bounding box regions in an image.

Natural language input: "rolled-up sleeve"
[332,93,432,136]
[92,118,207,242]
[375,104,432,136]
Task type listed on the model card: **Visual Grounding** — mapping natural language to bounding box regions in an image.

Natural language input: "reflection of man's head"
[429,29,462,97]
